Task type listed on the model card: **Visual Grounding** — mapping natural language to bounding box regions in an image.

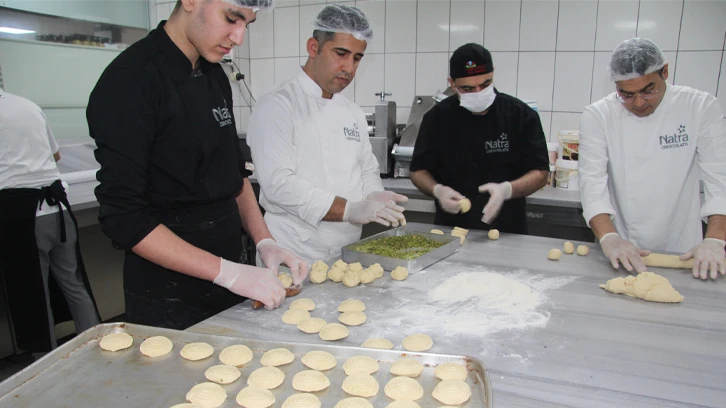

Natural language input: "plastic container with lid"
[557,130,579,161]
[555,159,579,191]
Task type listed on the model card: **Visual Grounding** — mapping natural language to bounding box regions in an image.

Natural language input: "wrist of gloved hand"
[599,232,620,244]
[213,258,241,289]
[256,238,276,252]
[703,238,726,247]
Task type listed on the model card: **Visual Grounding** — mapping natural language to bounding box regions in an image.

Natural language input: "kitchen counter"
[189,223,726,408]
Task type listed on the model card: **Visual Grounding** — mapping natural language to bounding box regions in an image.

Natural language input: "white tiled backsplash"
[150,0,726,140]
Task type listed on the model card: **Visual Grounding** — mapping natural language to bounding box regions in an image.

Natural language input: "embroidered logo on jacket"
[344,123,361,142]
[485,133,509,153]
[659,124,688,150]
[212,99,233,128]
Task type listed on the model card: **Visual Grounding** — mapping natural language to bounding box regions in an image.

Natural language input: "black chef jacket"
[86,22,251,325]
[410,91,549,234]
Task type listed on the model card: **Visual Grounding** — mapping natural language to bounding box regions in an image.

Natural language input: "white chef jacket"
[0,89,64,217]
[247,68,384,262]
[579,84,726,253]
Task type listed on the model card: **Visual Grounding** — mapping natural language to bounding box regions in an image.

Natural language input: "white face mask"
[458,84,496,113]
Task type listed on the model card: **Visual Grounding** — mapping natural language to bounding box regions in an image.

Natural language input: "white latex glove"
[344,200,399,226]
[257,238,309,285]
[680,238,726,280]
[478,182,512,224]
[433,184,465,214]
[214,258,285,310]
[599,232,650,273]
[366,191,408,226]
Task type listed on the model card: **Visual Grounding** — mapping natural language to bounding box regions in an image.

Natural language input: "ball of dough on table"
[347,262,363,273]
[384,402,421,408]
[458,198,472,213]
[247,366,285,389]
[180,342,214,361]
[260,348,295,367]
[488,229,500,240]
[333,259,348,270]
[185,382,227,408]
[309,267,327,284]
[219,344,253,366]
[204,364,241,384]
[360,338,393,350]
[99,332,133,352]
[334,397,374,408]
[384,376,423,401]
[140,335,173,357]
[390,358,424,377]
[342,373,380,397]
[343,355,379,375]
[297,317,327,334]
[319,323,350,341]
[391,266,409,281]
[343,270,361,287]
[311,260,329,273]
[338,311,367,326]
[563,241,575,254]
[547,248,562,260]
[434,362,468,381]
[281,393,321,408]
[278,273,293,288]
[430,229,444,235]
[282,309,311,325]
[369,263,384,279]
[401,333,433,352]
[359,268,375,284]
[235,386,275,408]
[328,266,345,282]
[577,245,590,256]
[301,350,337,371]
[338,299,366,312]
[289,298,316,311]
[292,369,331,392]
[432,380,472,405]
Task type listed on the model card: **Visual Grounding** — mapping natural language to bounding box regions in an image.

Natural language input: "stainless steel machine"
[366,92,397,176]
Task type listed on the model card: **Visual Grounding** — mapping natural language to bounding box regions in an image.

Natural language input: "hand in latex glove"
[214,258,285,310]
[433,184,466,214]
[257,238,309,285]
[344,200,400,226]
[680,238,726,280]
[599,233,650,273]
[366,191,408,227]
[478,182,512,224]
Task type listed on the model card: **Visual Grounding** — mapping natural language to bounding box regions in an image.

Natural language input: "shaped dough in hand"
[278,273,293,288]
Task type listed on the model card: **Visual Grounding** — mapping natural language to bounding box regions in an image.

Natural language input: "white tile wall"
[678,0,726,51]
[637,0,683,51]
[355,0,386,54]
[416,0,450,52]
[594,0,639,52]
[519,0,559,52]
[556,0,597,51]
[553,52,594,112]
[354,53,385,106]
[274,57,301,87]
[298,3,325,55]
[490,52,518,96]
[385,0,417,53]
[415,52,449,96]
[385,53,417,106]
[674,51,723,96]
[249,10,274,58]
[484,0,520,52]
[720,56,726,116]
[449,0,484,51]
[274,7,299,57]
[517,52,556,111]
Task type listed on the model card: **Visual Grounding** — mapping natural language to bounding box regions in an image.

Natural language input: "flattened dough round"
[235,386,275,408]
[488,229,500,240]
[319,323,349,341]
[301,350,337,371]
[342,373,379,397]
[298,317,327,334]
[402,334,433,352]
[343,355,379,375]
[292,369,331,392]
[338,299,366,312]
[391,266,408,281]
[342,270,361,287]
[204,364,241,384]
[361,338,393,350]
[99,332,133,352]
[434,362,467,381]
[548,248,562,260]
[282,309,311,325]
[384,376,423,401]
[289,298,315,311]
[385,402,421,408]
[140,335,173,357]
[219,344,253,366]
[185,382,226,408]
[281,393,321,408]
[334,397,374,408]
[260,347,295,367]
[180,342,214,361]
[338,311,367,326]
[577,245,590,256]
[563,241,575,254]
[390,358,424,377]
[328,267,345,282]
[247,366,285,389]
[359,269,375,284]
[432,380,472,405]
[278,273,293,288]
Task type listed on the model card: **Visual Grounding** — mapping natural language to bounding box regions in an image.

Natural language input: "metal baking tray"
[342,227,460,273]
[0,323,492,407]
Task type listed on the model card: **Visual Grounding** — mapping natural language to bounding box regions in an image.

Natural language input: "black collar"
[151,21,211,79]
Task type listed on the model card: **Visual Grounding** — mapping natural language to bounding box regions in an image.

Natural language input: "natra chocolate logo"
[465,61,487,75]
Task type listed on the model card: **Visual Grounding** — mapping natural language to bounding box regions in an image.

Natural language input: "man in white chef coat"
[247,4,407,262]
[579,38,726,280]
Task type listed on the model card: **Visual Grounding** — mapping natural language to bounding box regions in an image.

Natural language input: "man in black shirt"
[87,0,308,329]
[410,43,549,234]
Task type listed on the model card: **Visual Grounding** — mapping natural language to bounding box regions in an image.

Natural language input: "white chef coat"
[0,89,64,216]
[247,68,384,262]
[579,84,726,253]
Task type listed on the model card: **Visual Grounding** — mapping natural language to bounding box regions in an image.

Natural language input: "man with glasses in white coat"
[579,38,726,280]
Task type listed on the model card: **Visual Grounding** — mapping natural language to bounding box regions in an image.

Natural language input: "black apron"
[0,180,99,352]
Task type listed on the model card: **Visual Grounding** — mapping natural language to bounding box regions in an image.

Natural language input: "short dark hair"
[312,30,336,53]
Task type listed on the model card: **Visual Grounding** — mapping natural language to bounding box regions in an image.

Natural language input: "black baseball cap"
[449,43,493,80]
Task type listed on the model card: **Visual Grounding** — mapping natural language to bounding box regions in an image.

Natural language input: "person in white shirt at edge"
[579,38,726,280]
[247,4,408,263]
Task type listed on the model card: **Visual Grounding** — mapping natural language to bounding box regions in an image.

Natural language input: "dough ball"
[328,267,345,282]
[289,298,315,311]
[319,323,349,341]
[139,335,172,357]
[219,344,253,367]
[360,338,394,350]
[347,262,364,273]
[334,397,374,408]
[343,270,361,287]
[369,263,384,279]
[432,380,471,405]
[309,267,327,284]
[338,311,367,326]
[384,402,421,408]
[563,241,575,254]
[547,248,562,261]
[282,309,311,325]
[458,198,472,213]
[343,355,379,375]
[204,364,241,384]
[235,386,275,408]
[384,376,423,401]
[99,332,133,352]
[292,370,331,392]
[338,299,366,312]
[359,269,375,284]
[342,373,380,397]
[297,317,327,334]
[278,273,293,288]
[260,348,295,367]
[311,260,329,274]
[185,382,227,408]
[401,333,433,352]
[430,229,444,235]
[488,229,500,240]
[577,245,590,256]
[391,266,409,281]
[301,350,337,371]
[281,393,321,408]
[599,271,684,303]
[247,366,285,389]
[333,259,348,270]
[434,362,467,381]
[180,342,214,361]
[390,358,424,377]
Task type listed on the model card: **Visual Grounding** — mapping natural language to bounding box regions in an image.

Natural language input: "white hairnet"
[313,4,373,42]
[609,38,666,82]
[221,0,274,12]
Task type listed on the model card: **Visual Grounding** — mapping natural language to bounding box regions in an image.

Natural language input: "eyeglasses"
[615,86,660,103]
